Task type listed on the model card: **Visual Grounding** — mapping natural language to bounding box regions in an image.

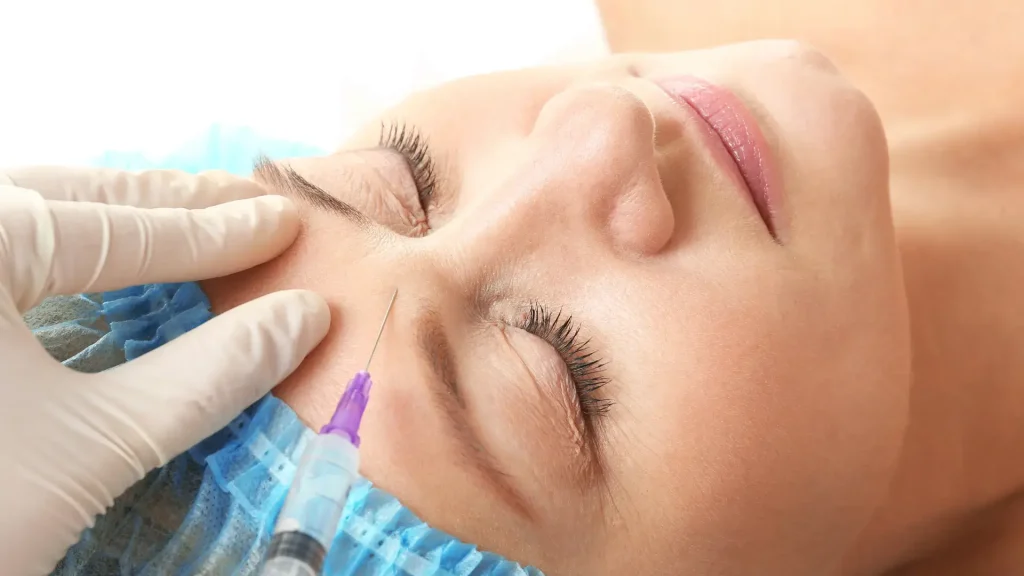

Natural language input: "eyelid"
[487,320,607,490]
[495,323,589,451]
[516,304,612,420]
[298,148,426,237]
[372,150,431,235]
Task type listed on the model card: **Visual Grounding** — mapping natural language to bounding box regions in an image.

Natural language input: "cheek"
[607,266,910,568]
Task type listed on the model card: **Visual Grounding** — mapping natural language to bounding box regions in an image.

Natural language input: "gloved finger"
[2,165,269,208]
[97,289,331,469]
[2,188,299,311]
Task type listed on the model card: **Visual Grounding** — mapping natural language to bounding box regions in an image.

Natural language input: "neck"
[844,113,1024,574]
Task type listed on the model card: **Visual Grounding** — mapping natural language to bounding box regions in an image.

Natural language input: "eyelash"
[518,304,612,418]
[379,122,438,212]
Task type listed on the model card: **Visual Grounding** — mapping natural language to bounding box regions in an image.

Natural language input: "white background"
[0,1,608,166]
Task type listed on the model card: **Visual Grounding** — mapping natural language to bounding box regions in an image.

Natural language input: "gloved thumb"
[96,289,331,473]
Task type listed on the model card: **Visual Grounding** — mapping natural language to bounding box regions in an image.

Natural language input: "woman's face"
[203,41,911,575]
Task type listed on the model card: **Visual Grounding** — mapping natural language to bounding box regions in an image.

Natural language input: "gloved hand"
[0,166,331,575]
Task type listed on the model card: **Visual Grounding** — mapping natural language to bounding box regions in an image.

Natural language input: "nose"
[461,83,676,257]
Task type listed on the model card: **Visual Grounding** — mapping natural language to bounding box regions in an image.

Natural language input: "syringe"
[260,289,398,576]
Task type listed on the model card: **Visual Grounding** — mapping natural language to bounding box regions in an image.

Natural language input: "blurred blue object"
[91,124,328,174]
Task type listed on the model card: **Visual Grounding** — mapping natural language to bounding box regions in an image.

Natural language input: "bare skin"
[198,23,1022,576]
[595,1,1024,574]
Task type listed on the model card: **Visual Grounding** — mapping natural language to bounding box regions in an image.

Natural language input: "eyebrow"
[415,306,535,520]
[252,156,370,226]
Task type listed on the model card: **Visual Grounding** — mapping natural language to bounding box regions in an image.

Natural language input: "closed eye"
[516,304,613,421]
[378,121,438,218]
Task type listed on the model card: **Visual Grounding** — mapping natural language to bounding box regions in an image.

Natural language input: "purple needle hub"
[320,371,373,446]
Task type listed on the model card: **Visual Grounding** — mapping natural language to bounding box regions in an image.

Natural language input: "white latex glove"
[0,167,331,575]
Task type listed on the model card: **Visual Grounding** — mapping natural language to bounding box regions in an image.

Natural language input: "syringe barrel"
[264,432,359,573]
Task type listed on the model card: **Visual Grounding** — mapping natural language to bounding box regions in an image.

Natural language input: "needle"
[365,289,398,371]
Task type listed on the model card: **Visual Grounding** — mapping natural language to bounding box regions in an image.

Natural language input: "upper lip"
[653,76,779,239]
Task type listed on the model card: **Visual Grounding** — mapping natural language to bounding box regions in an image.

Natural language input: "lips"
[655,77,779,238]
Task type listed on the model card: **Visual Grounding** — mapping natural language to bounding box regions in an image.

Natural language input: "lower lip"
[655,76,779,238]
